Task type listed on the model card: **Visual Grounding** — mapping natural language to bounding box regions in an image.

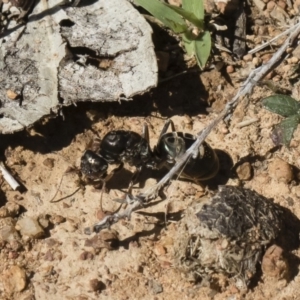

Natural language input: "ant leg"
[102,162,124,185]
[57,0,81,7]
[98,162,124,211]
[142,123,150,144]
[158,119,176,140]
[127,166,142,195]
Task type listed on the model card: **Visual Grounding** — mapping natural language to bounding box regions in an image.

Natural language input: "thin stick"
[49,173,66,203]
[86,20,300,233]
[235,118,259,128]
[248,25,296,55]
[0,161,20,190]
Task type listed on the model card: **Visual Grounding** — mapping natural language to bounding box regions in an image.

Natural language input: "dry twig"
[0,161,20,190]
[85,20,300,234]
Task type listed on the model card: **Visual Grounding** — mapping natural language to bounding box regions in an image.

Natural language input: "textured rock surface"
[0,0,157,133]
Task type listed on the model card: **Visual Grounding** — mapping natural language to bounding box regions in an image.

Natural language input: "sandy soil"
[2,1,300,299]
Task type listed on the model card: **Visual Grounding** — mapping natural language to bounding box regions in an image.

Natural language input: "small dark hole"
[59,19,75,27]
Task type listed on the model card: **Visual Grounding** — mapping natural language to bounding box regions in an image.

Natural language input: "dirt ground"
[2,1,300,299]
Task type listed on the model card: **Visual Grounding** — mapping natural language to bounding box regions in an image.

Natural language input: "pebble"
[252,57,262,67]
[89,279,105,292]
[1,265,27,294]
[0,218,20,242]
[277,0,286,9]
[265,70,275,79]
[42,158,54,169]
[0,207,9,218]
[153,244,166,256]
[38,215,50,229]
[262,245,288,279]
[79,251,94,260]
[168,0,181,6]
[226,65,235,73]
[6,90,18,100]
[149,279,163,294]
[266,1,276,11]
[236,162,252,181]
[6,202,20,217]
[243,54,253,62]
[291,56,299,64]
[0,203,20,218]
[84,230,119,251]
[268,157,294,184]
[261,53,273,63]
[49,214,66,225]
[16,216,45,239]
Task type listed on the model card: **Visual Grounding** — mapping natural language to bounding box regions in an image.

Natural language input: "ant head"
[80,150,108,178]
[159,132,186,163]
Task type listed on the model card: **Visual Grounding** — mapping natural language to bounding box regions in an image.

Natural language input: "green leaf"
[182,0,204,23]
[271,115,300,147]
[164,3,203,28]
[262,94,300,117]
[134,0,188,33]
[182,34,195,56]
[193,30,211,69]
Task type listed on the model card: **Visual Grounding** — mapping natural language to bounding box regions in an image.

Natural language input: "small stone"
[8,240,22,251]
[42,158,54,169]
[277,0,286,9]
[252,57,262,67]
[236,162,252,181]
[16,216,45,239]
[291,56,299,64]
[0,218,20,242]
[0,207,9,218]
[261,53,273,63]
[149,279,163,294]
[168,0,181,6]
[282,64,291,73]
[44,250,55,261]
[49,214,66,225]
[266,1,276,11]
[38,215,50,229]
[6,90,18,100]
[85,230,119,251]
[8,251,19,259]
[1,265,27,294]
[62,202,71,208]
[44,238,59,247]
[79,251,94,260]
[226,65,234,73]
[262,245,288,279]
[243,54,253,62]
[153,244,166,256]
[6,202,20,217]
[265,70,275,79]
[89,279,105,292]
[268,158,294,184]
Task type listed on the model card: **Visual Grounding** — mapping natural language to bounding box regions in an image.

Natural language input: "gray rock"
[16,216,45,239]
[0,217,20,242]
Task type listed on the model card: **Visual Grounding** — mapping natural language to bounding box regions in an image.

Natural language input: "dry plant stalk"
[85,20,300,234]
[0,161,20,190]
